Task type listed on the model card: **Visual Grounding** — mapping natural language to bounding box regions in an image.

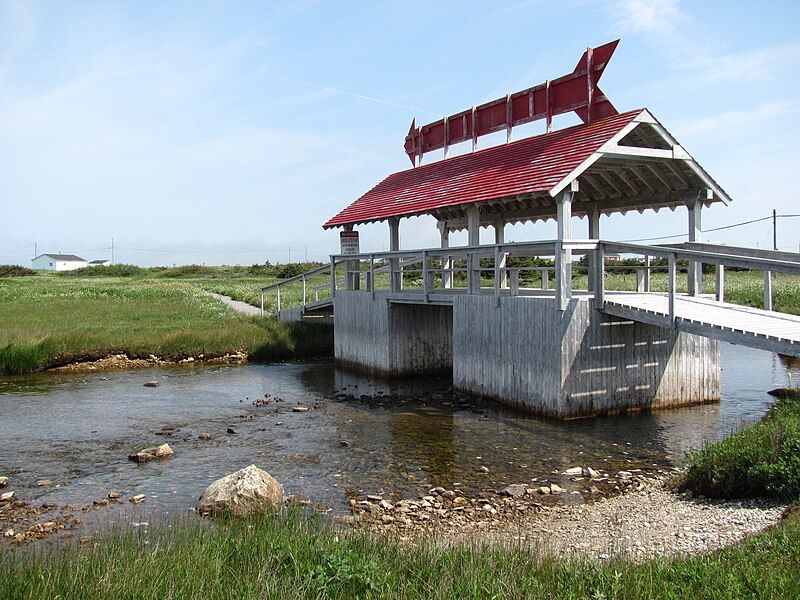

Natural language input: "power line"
[621,213,794,243]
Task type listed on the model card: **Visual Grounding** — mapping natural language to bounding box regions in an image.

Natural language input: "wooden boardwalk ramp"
[602,293,800,357]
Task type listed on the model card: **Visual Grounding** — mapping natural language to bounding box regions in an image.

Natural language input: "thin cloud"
[674,100,799,136]
[262,73,436,115]
[611,0,799,83]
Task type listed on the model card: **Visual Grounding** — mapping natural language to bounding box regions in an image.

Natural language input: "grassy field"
[0,272,332,375]
[1,265,797,375]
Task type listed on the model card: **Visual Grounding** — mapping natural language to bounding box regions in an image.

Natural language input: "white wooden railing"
[259,240,800,319]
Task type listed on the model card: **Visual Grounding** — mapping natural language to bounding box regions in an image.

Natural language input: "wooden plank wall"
[334,292,392,374]
[334,292,453,376]
[560,301,720,417]
[453,295,720,418]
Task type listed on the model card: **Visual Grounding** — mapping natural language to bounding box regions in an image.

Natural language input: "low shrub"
[65,264,143,277]
[0,265,37,277]
[275,262,325,279]
[680,389,800,499]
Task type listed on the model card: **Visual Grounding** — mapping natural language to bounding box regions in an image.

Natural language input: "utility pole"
[288,245,291,263]
[34,242,37,258]
[773,209,778,251]
[112,238,115,264]
[305,245,308,262]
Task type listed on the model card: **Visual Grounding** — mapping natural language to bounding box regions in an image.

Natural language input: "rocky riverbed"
[53,351,248,372]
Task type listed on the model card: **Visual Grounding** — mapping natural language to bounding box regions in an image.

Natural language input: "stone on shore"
[196,465,283,517]
[128,443,174,463]
[143,381,159,388]
[501,484,527,497]
[1,491,15,502]
[0,476,8,487]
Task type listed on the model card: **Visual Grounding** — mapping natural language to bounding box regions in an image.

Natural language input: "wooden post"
[260,291,264,317]
[467,205,480,293]
[277,285,281,314]
[302,276,307,306]
[668,253,676,323]
[764,270,773,311]
[636,268,646,293]
[688,201,702,296]
[715,264,725,302]
[422,250,430,302]
[438,222,452,289]
[495,217,507,289]
[510,269,519,295]
[595,244,605,308]
[541,269,549,290]
[555,190,573,310]
[389,217,400,292]
[369,254,375,299]
[587,206,600,291]
[330,256,336,298]
[494,245,502,302]
[643,254,651,292]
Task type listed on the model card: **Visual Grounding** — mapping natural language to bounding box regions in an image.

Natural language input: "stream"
[0,343,796,540]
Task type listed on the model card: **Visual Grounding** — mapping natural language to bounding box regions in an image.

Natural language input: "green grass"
[680,390,800,500]
[0,274,331,374]
[1,508,798,599]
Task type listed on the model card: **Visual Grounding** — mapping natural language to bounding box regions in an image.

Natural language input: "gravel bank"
[445,479,786,561]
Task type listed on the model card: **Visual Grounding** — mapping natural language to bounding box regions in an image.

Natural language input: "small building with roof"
[31,253,88,271]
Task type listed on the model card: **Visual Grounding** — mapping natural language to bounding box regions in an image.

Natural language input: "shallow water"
[0,344,796,534]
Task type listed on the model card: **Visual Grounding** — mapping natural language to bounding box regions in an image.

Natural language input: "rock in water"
[128,443,174,463]
[196,465,283,517]
[143,381,159,388]
[0,476,8,487]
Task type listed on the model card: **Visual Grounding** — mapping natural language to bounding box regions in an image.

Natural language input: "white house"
[31,253,88,271]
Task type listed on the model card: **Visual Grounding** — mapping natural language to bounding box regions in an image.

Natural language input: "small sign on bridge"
[340,230,360,255]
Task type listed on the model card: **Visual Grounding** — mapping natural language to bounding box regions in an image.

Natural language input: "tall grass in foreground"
[1,509,798,599]
[680,390,800,500]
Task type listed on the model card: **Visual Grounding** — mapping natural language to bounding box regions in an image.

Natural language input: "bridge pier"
[334,292,452,377]
[334,292,720,419]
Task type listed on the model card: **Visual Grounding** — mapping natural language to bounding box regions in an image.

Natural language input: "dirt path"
[206,292,261,317]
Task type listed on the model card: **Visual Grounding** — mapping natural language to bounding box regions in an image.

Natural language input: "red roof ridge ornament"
[404,40,620,166]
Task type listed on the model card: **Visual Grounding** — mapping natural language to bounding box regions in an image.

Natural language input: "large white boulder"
[196,465,283,517]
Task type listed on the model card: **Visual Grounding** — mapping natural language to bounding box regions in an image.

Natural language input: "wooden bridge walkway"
[602,293,800,357]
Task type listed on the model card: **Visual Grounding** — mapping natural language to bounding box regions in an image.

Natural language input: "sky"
[1,0,800,266]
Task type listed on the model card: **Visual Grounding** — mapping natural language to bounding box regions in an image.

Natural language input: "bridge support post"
[467,205,480,293]
[438,222,452,289]
[764,270,773,311]
[555,190,573,310]
[587,206,600,292]
[688,201,703,296]
[389,218,401,292]
[495,218,507,289]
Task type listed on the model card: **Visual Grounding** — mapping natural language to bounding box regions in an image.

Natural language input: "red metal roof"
[324,109,643,229]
